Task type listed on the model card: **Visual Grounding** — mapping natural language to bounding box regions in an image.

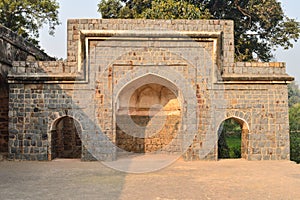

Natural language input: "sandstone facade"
[4,19,294,161]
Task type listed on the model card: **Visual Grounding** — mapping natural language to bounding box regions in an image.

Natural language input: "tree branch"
[234,0,252,28]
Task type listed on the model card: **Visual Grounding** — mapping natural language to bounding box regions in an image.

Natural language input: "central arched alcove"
[50,116,82,159]
[116,74,182,154]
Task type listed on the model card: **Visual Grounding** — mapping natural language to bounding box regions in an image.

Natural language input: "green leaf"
[98,0,300,62]
[0,0,60,46]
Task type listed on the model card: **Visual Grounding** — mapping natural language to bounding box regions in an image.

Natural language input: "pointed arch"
[112,63,198,157]
[115,73,183,154]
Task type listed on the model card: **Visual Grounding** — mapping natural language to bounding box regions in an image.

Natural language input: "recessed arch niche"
[115,74,182,154]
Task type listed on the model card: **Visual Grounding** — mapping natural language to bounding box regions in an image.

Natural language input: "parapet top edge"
[80,30,222,38]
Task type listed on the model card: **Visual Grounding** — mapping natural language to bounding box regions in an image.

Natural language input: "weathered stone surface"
[0,25,53,154]
[2,19,294,161]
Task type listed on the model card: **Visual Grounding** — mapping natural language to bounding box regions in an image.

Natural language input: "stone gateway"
[0,19,293,161]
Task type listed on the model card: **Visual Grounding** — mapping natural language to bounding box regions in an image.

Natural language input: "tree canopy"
[98,0,300,62]
[288,81,300,107]
[0,0,60,45]
[289,102,300,164]
[288,82,300,163]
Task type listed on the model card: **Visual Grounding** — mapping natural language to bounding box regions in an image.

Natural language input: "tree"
[218,128,230,159]
[288,81,300,107]
[200,0,300,61]
[98,0,300,62]
[98,0,123,18]
[289,103,300,163]
[218,118,242,159]
[288,82,300,163]
[140,0,211,19]
[0,0,60,45]
[98,0,211,19]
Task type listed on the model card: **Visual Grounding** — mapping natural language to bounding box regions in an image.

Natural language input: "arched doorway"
[51,116,82,159]
[115,74,182,155]
[217,117,249,159]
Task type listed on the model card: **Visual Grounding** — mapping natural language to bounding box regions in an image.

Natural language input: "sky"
[39,0,300,82]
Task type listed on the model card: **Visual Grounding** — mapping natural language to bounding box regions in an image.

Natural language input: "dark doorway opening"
[0,75,8,153]
[218,118,243,159]
[51,117,82,159]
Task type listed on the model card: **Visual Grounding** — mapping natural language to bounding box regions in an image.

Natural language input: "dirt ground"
[0,158,300,200]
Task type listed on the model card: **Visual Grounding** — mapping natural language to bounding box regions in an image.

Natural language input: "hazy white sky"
[39,0,300,82]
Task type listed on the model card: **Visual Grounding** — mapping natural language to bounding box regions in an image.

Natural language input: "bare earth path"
[0,159,300,200]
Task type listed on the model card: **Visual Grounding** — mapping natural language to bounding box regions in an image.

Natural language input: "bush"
[289,103,300,164]
[290,131,300,164]
[232,147,241,158]
[218,130,230,158]
[218,119,242,159]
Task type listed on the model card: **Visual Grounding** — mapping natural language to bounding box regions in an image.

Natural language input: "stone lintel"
[80,30,222,38]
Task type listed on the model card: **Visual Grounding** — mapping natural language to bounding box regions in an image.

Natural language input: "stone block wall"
[0,25,53,153]
[6,19,293,161]
[6,80,115,161]
[66,19,234,74]
[116,115,181,153]
[8,83,61,160]
[199,84,290,161]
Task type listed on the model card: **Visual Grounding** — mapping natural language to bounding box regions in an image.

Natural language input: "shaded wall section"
[0,25,53,153]
[0,74,8,152]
